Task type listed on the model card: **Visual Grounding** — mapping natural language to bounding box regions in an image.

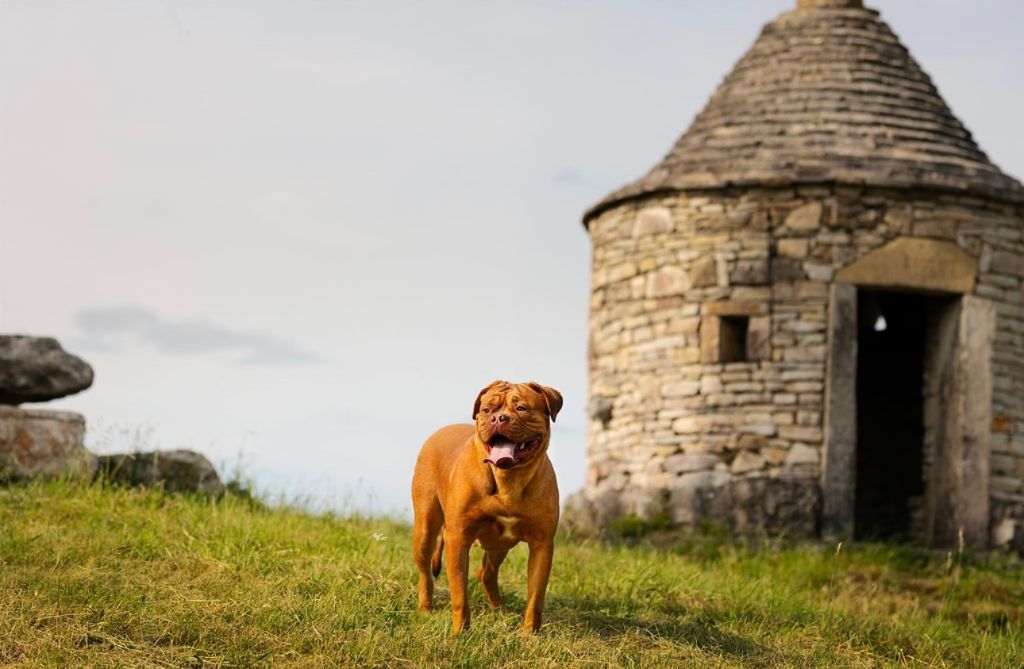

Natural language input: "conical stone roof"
[585,0,1023,223]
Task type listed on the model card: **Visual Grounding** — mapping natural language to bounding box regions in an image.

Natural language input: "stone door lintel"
[835,237,977,294]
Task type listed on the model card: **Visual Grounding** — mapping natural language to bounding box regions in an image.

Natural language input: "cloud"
[552,166,586,186]
[74,306,321,365]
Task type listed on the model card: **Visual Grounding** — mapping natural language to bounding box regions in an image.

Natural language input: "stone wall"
[580,185,1024,544]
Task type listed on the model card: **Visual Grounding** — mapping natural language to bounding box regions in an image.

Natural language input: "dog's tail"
[431,532,444,577]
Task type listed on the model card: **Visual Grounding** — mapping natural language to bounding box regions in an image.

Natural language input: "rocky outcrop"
[96,450,223,496]
[0,334,222,495]
[0,406,95,480]
[0,336,94,404]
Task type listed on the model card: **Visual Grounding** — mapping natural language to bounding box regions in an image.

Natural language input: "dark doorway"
[855,290,928,540]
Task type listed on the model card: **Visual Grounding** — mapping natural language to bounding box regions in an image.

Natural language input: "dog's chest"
[475,514,523,549]
[493,515,518,540]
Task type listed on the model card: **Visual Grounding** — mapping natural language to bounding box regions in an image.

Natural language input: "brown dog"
[411,380,562,634]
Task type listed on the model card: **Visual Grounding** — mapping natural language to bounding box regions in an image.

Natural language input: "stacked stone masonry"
[583,186,1024,546]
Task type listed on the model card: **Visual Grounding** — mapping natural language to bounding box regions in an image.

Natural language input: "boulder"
[565,477,820,538]
[0,336,94,404]
[0,406,96,480]
[96,450,223,495]
[561,490,599,535]
[561,489,626,536]
[670,476,820,536]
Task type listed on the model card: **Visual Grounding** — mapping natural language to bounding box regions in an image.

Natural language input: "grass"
[0,481,1022,668]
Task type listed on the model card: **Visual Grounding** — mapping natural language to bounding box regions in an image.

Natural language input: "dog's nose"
[493,413,510,424]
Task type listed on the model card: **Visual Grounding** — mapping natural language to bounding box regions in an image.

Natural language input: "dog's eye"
[481,408,491,415]
[516,405,528,412]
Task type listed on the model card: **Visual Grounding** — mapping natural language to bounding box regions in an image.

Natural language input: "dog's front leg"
[523,539,554,633]
[444,527,472,634]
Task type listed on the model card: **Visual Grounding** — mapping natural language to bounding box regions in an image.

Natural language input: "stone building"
[573,0,1024,548]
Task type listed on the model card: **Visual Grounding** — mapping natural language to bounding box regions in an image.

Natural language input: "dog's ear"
[473,380,505,419]
[528,383,563,423]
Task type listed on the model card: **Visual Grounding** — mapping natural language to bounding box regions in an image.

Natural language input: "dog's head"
[472,380,562,470]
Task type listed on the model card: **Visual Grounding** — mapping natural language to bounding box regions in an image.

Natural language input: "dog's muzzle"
[483,435,542,469]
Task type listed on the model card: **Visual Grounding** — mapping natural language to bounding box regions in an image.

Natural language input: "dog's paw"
[522,617,542,634]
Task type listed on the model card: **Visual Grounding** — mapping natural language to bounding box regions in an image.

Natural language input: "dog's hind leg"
[477,548,509,609]
[412,498,444,612]
[431,532,444,577]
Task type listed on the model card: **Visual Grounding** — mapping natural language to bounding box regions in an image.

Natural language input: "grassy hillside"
[0,482,1021,668]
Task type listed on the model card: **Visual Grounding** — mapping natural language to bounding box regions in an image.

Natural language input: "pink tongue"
[484,443,517,465]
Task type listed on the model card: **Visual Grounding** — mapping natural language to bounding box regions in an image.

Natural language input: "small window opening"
[719,316,749,363]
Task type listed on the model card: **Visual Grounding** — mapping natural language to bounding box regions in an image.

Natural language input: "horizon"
[3,0,1023,516]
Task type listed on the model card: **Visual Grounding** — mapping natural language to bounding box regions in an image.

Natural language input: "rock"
[633,207,673,236]
[568,477,821,539]
[777,239,809,258]
[690,257,718,288]
[664,453,719,473]
[587,396,614,427]
[747,316,772,361]
[662,381,700,397]
[560,489,624,536]
[771,257,805,281]
[991,250,1024,278]
[778,426,824,442]
[804,263,835,282]
[835,237,977,294]
[669,471,731,524]
[883,205,913,233]
[96,450,224,495]
[732,433,769,451]
[619,485,667,519]
[560,490,598,534]
[670,475,819,535]
[785,202,823,231]
[0,406,95,480]
[671,416,702,434]
[785,443,820,466]
[730,451,765,474]
[0,336,94,404]
[646,266,692,298]
[725,478,820,536]
[606,261,639,284]
[991,517,1016,547]
[730,259,769,285]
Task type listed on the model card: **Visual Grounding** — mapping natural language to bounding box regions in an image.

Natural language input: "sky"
[2,0,1022,516]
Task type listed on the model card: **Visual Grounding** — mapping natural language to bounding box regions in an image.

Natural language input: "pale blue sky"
[2,0,1022,514]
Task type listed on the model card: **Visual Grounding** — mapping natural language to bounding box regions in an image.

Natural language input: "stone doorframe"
[821,237,995,547]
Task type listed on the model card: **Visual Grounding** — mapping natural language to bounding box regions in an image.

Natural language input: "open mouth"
[483,435,542,470]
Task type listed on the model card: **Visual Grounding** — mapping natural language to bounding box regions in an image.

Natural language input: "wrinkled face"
[473,381,562,470]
